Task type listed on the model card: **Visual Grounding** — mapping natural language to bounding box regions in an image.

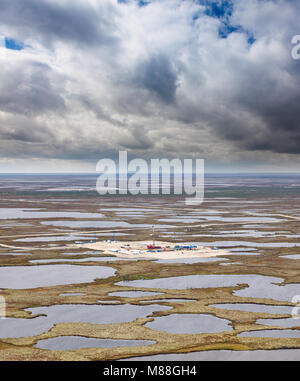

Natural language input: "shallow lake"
[153,257,228,264]
[230,248,258,251]
[0,252,32,256]
[0,304,171,338]
[215,230,281,237]
[42,221,173,229]
[200,241,300,248]
[16,236,92,243]
[158,218,202,223]
[0,208,104,219]
[145,314,232,334]
[101,208,159,212]
[117,274,300,302]
[35,336,155,350]
[109,291,163,298]
[279,254,300,260]
[226,252,261,256]
[0,265,115,289]
[239,329,300,338]
[194,216,282,223]
[210,303,293,315]
[256,317,300,328]
[141,299,197,303]
[120,349,300,361]
[30,256,135,264]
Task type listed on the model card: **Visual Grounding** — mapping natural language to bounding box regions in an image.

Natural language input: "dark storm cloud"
[0,117,54,143]
[79,97,125,127]
[0,61,66,116]
[217,58,300,154]
[240,96,300,154]
[134,54,178,103]
[0,0,117,46]
[117,125,154,150]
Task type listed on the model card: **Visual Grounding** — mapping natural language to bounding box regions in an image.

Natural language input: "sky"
[0,0,300,173]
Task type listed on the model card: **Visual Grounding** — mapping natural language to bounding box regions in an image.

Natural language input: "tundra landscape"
[0,174,299,361]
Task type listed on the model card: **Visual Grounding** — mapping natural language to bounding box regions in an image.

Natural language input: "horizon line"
[0,171,300,175]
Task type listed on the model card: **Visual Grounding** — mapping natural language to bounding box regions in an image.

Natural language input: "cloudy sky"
[0,0,299,172]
